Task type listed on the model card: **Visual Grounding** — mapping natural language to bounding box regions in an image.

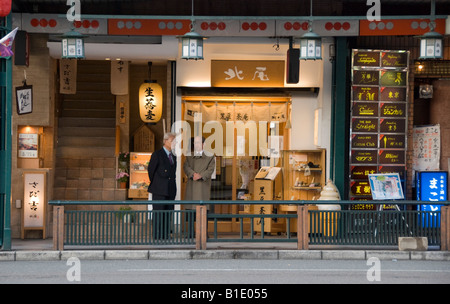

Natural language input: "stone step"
[56,146,116,158]
[76,82,111,91]
[56,177,116,190]
[58,117,115,128]
[62,91,114,101]
[75,74,110,83]
[55,157,116,169]
[53,187,127,201]
[58,127,115,137]
[58,136,115,147]
[60,108,116,118]
[61,100,115,111]
[54,167,116,182]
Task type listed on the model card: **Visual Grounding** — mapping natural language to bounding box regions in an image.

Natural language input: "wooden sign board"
[211,60,285,87]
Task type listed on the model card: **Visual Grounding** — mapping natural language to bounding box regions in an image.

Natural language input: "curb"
[1,250,449,261]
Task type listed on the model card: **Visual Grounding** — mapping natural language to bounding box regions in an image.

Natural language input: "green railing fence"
[49,200,450,250]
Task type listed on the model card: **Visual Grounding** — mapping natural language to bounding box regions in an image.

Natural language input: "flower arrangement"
[118,152,130,162]
[116,171,129,183]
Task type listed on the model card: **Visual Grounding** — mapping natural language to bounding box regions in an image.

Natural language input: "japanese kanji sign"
[23,172,46,229]
[413,125,440,172]
[15,84,33,115]
[211,60,284,87]
[111,60,129,95]
[59,58,77,94]
[139,82,163,123]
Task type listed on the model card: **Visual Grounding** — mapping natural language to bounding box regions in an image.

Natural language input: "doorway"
[180,94,291,232]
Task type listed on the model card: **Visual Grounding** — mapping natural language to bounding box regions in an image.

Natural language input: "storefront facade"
[1,1,450,248]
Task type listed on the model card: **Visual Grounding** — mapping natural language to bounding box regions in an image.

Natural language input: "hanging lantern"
[0,0,12,17]
[179,30,205,60]
[418,30,443,60]
[61,29,85,59]
[178,0,205,60]
[299,30,322,60]
[139,81,163,123]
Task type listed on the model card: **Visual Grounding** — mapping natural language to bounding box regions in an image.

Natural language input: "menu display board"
[349,50,409,202]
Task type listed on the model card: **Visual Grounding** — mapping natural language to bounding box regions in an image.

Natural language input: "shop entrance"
[181,94,291,232]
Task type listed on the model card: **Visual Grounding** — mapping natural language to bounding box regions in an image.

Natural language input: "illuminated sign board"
[349,49,408,202]
[416,171,447,202]
[416,171,447,228]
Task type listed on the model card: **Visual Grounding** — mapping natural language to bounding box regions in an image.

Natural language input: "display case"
[282,149,326,201]
[128,152,152,199]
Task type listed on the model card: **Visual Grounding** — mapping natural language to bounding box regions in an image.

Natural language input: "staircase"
[54,60,126,201]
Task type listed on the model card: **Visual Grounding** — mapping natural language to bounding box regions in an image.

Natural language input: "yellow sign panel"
[211,60,285,87]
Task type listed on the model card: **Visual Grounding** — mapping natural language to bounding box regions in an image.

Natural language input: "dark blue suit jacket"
[147,148,177,199]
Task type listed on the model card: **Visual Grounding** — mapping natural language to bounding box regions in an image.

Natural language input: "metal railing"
[49,200,450,250]
[64,209,196,246]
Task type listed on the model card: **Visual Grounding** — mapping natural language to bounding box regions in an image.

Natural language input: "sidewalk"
[1,238,449,261]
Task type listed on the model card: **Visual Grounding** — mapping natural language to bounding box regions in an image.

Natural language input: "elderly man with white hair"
[147,132,177,240]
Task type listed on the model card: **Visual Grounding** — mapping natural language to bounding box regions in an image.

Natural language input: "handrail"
[49,200,450,206]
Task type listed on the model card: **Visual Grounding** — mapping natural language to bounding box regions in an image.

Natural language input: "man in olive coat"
[183,136,215,204]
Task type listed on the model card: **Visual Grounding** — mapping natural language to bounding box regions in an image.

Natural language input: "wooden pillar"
[297,205,309,250]
[196,205,207,250]
[53,206,64,251]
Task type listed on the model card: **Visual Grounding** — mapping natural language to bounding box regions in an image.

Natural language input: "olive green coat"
[183,153,215,204]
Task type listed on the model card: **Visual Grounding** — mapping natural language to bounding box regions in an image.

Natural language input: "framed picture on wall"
[18,133,38,158]
[16,84,33,115]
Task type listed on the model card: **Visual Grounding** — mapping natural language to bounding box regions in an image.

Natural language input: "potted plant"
[118,152,130,170]
[116,171,129,189]
[118,206,134,223]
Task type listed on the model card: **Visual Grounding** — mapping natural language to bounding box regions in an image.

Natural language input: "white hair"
[163,132,176,141]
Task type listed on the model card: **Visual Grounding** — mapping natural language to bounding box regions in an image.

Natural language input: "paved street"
[1,258,449,285]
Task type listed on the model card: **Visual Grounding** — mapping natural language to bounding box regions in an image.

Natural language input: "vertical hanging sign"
[349,50,409,209]
[59,59,77,94]
[111,60,129,95]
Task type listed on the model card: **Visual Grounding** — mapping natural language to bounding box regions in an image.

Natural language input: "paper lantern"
[139,81,163,123]
[0,0,12,17]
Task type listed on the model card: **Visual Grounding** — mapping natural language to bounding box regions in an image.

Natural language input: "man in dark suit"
[147,132,177,240]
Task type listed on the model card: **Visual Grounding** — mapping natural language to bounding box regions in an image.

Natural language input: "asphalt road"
[1,258,449,285]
